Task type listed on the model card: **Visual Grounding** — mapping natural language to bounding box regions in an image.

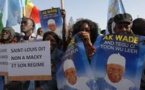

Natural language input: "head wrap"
[2,27,15,38]
[107,53,126,67]
[63,59,75,72]
[47,19,55,25]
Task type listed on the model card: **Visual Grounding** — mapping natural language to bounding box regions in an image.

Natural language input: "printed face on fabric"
[106,64,125,83]
[48,19,56,31]
[64,67,77,85]
[48,24,56,31]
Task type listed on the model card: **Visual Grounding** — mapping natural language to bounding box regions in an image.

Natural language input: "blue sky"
[31,0,145,30]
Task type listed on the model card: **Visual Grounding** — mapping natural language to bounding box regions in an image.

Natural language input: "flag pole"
[120,0,126,13]
[60,0,67,51]
[22,7,25,17]
[60,0,64,9]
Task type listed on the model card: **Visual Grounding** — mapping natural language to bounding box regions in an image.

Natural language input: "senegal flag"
[24,0,40,23]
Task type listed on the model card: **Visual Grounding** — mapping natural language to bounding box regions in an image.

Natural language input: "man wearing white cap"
[96,53,137,90]
[62,59,92,90]
[48,19,56,32]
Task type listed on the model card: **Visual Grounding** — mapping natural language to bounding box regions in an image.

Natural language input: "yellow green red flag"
[24,0,40,23]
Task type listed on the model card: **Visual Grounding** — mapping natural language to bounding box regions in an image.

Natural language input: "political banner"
[0,44,8,76]
[7,41,51,81]
[91,34,145,90]
[39,7,62,39]
[56,35,97,90]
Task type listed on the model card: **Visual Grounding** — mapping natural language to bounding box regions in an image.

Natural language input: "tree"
[67,17,74,41]
[68,16,74,31]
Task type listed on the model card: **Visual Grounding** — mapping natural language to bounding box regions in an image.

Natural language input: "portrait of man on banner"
[95,53,137,90]
[56,35,97,90]
[39,8,63,38]
[91,34,145,90]
[47,19,56,32]
[62,59,92,90]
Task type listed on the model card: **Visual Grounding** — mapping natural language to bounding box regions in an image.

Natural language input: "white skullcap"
[107,53,126,67]
[63,59,75,72]
[47,19,55,25]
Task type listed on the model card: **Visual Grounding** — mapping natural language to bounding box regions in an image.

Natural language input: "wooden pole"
[22,7,25,17]
[60,0,64,9]
[60,0,67,51]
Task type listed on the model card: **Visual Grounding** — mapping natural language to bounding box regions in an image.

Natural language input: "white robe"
[66,77,90,90]
[104,75,135,90]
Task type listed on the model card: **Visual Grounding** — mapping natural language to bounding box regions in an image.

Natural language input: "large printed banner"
[0,45,8,76]
[56,35,97,90]
[0,41,51,81]
[91,34,145,90]
[39,7,63,39]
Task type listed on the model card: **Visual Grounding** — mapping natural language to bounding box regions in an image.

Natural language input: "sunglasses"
[38,31,43,33]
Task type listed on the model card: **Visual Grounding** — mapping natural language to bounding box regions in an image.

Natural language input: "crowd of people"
[0,8,145,90]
